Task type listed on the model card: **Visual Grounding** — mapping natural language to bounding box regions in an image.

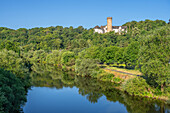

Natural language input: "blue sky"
[0,0,169,29]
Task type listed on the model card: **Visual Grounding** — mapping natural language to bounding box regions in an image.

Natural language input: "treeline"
[0,19,166,52]
[0,19,167,72]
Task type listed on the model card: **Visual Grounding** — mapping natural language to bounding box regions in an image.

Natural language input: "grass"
[103,68,135,80]
[99,64,142,75]
[98,64,142,81]
[107,66,142,75]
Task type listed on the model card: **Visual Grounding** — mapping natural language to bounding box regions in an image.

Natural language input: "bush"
[112,77,123,84]
[122,77,153,96]
[97,72,115,82]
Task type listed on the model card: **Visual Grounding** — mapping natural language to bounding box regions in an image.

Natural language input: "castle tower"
[107,17,112,32]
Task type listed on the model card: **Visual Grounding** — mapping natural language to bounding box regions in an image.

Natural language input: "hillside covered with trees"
[0,19,169,112]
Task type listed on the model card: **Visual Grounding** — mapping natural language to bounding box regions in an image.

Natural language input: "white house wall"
[94,29,103,33]
[94,27,127,34]
[103,26,107,33]
[113,29,119,33]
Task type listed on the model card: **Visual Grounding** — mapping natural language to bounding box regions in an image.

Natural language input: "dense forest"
[0,19,169,112]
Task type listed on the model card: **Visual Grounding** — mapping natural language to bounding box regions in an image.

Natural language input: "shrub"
[97,72,115,82]
[122,77,153,96]
[112,77,123,84]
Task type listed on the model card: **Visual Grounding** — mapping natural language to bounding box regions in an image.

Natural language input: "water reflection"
[28,68,170,113]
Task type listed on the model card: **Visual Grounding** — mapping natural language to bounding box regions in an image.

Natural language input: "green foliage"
[0,40,20,52]
[114,47,125,64]
[97,72,115,82]
[0,49,28,77]
[61,51,75,66]
[0,19,167,54]
[0,19,169,106]
[141,60,169,87]
[30,49,47,64]
[78,46,101,59]
[46,50,62,65]
[75,59,99,77]
[123,19,166,33]
[138,25,170,91]
[123,42,139,68]
[122,77,153,96]
[100,46,119,64]
[112,77,123,84]
[0,68,27,113]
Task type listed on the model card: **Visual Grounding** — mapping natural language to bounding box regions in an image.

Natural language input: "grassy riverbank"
[63,62,170,103]
[97,64,170,103]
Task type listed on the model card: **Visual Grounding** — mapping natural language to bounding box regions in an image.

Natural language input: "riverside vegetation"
[0,19,170,112]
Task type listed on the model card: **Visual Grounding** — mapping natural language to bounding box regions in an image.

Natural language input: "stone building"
[94,17,127,34]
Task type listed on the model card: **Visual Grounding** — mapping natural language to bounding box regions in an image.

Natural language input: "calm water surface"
[24,87,128,113]
[23,72,170,113]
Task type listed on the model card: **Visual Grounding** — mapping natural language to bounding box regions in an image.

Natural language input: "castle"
[94,17,127,34]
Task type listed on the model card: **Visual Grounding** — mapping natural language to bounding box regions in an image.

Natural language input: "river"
[23,71,170,113]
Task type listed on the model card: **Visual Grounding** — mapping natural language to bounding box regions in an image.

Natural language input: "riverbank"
[63,64,170,103]
[97,64,170,104]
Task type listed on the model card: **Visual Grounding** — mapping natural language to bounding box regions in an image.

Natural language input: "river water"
[23,71,170,113]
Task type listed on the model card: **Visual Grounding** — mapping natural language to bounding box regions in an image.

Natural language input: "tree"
[114,48,125,65]
[0,68,27,113]
[61,51,75,66]
[75,59,99,77]
[78,46,101,59]
[138,25,170,91]
[46,50,62,65]
[0,49,28,77]
[100,46,119,64]
[53,38,62,50]
[122,77,153,96]
[123,42,139,68]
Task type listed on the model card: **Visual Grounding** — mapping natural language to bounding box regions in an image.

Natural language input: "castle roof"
[112,26,119,29]
[100,25,106,29]
[94,25,101,29]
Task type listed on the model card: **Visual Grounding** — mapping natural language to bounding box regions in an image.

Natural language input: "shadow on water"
[27,64,170,113]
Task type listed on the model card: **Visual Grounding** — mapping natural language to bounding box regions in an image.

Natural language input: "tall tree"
[138,25,170,91]
[123,42,139,68]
